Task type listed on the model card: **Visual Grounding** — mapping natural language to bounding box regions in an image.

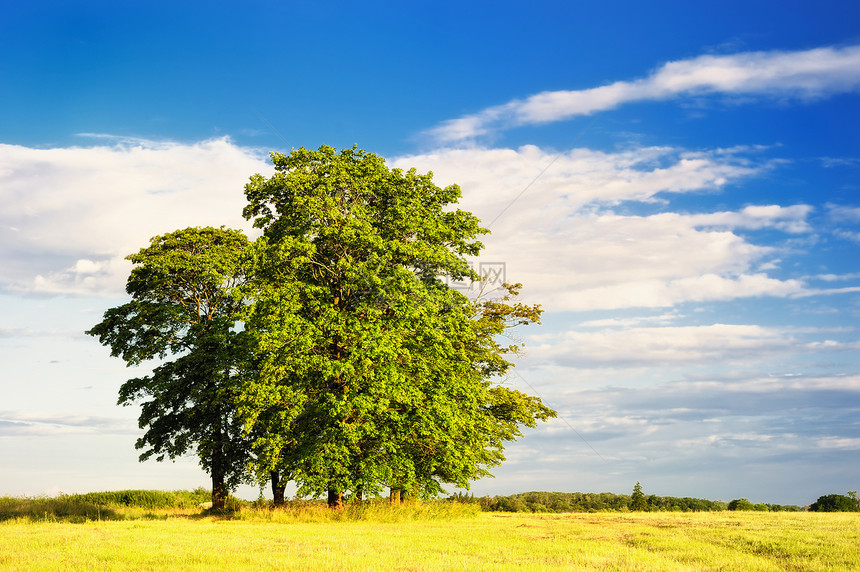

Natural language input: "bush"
[809,494,859,512]
[727,498,755,511]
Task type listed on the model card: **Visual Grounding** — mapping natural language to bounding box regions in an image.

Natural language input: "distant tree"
[87,227,252,510]
[809,493,860,512]
[727,498,755,511]
[630,482,648,511]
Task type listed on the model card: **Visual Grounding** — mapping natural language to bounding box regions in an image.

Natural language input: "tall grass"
[0,495,122,523]
[235,498,481,523]
[0,488,210,523]
[0,490,479,523]
[68,488,210,509]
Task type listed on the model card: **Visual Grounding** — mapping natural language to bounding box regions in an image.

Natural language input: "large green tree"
[240,145,554,507]
[87,227,252,510]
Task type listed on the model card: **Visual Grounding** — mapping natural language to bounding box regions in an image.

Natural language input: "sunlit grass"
[0,489,211,523]
[1,500,858,570]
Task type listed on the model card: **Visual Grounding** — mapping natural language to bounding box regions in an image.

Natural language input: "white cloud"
[827,204,860,243]
[429,44,860,142]
[0,138,838,312]
[814,272,860,282]
[688,205,813,233]
[578,312,681,328]
[827,203,860,222]
[0,137,271,295]
[395,145,812,311]
[528,323,795,368]
[816,437,860,450]
[396,145,770,221]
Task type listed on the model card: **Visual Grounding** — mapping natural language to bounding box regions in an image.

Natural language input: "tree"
[809,493,860,512]
[87,227,252,510]
[239,145,554,506]
[630,482,647,511]
[727,498,755,511]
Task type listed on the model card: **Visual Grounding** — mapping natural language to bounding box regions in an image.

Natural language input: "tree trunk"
[327,489,343,510]
[210,437,227,510]
[211,471,226,510]
[389,487,401,504]
[271,471,286,506]
[354,485,363,502]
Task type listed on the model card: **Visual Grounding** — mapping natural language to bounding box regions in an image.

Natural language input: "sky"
[1,0,859,506]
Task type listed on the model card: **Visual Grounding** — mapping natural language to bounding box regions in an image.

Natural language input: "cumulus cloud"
[396,145,771,221]
[428,44,860,143]
[0,137,271,295]
[3,138,815,309]
[395,145,812,311]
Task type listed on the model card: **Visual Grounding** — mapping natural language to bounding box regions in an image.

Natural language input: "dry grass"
[1,505,858,570]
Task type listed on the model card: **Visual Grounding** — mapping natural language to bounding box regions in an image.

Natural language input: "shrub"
[727,498,755,511]
[809,494,859,512]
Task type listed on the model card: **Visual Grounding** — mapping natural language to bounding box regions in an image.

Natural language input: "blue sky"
[1,1,859,505]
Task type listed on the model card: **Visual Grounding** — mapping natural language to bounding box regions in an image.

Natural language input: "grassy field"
[1,501,858,571]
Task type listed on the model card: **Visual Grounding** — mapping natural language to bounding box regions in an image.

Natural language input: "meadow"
[1,494,858,571]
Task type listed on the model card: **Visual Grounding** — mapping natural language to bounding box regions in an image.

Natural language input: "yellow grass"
[1,509,858,570]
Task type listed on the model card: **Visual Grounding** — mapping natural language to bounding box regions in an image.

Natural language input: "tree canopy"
[809,493,859,512]
[87,227,252,510]
[88,145,554,508]
[241,145,554,506]
[630,482,647,511]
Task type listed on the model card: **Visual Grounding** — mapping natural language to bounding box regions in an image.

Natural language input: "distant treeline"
[449,492,805,513]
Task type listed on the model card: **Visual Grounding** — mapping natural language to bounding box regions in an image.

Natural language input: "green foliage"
[87,147,554,505]
[471,491,727,513]
[728,498,755,511]
[765,504,803,512]
[87,227,253,509]
[240,145,555,501]
[809,493,860,512]
[630,482,648,511]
